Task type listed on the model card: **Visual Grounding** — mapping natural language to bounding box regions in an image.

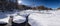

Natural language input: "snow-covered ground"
[0,10,60,26]
[28,10,60,26]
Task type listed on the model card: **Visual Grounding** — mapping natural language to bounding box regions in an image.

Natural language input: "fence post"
[5,16,13,26]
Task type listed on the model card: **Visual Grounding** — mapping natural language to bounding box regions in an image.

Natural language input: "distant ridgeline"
[0,0,18,11]
[0,0,52,11]
[32,6,52,10]
[18,5,52,10]
[17,5,32,10]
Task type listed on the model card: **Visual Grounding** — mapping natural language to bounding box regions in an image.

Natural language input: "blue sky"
[18,0,60,9]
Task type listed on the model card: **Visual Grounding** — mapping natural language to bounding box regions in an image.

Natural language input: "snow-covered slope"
[19,10,40,17]
[0,9,27,23]
[0,10,20,23]
[0,12,11,23]
[0,10,43,23]
[0,10,55,23]
[28,10,60,26]
[0,9,60,26]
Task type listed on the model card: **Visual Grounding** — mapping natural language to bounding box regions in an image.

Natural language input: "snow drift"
[28,10,60,26]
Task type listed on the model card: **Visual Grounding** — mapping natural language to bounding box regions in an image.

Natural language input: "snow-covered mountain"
[0,10,60,26]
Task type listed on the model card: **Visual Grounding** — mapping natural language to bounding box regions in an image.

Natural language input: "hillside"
[0,10,60,26]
